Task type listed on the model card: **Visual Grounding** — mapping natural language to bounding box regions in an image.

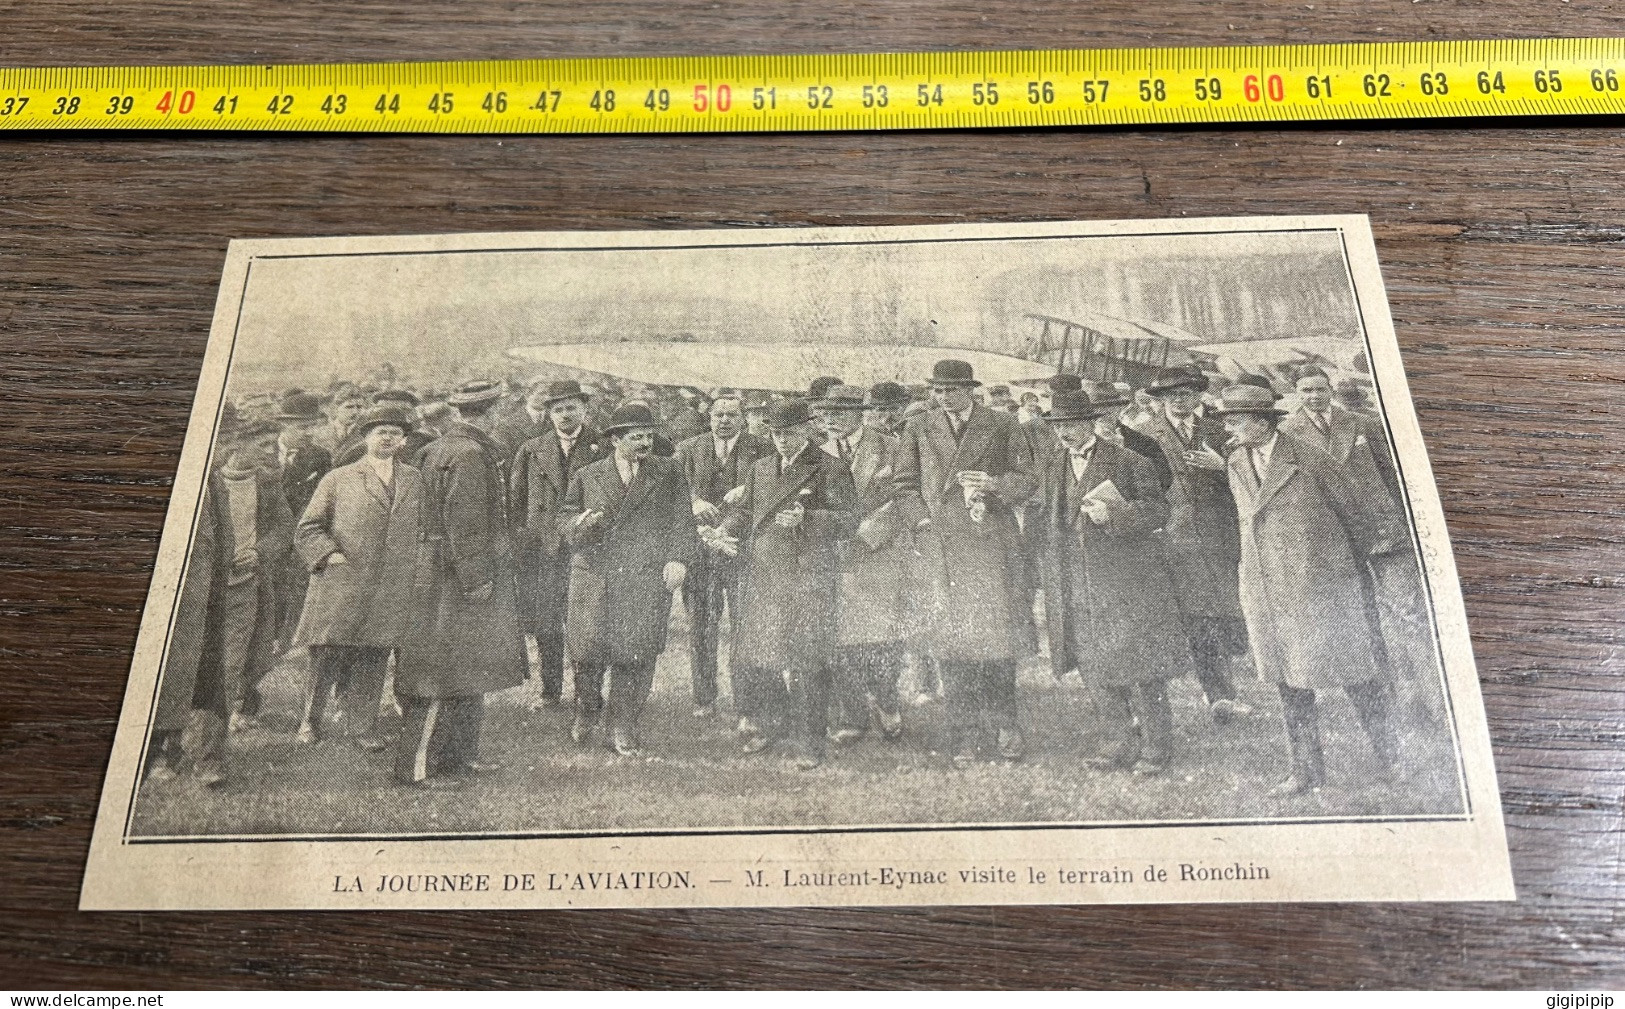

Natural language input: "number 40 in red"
[155,90,196,115]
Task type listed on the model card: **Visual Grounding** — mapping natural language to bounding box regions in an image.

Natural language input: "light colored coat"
[293,458,424,649]
[1228,432,1393,691]
[824,427,908,646]
[1279,403,1400,511]
[894,404,1037,662]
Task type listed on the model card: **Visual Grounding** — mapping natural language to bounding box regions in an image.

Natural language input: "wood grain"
[2,0,1622,989]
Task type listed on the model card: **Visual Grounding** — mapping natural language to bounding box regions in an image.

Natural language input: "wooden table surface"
[3,0,1622,990]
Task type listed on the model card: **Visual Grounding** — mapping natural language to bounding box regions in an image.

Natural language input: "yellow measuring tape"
[3,38,1622,133]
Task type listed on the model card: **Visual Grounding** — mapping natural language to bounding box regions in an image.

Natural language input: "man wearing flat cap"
[559,402,697,756]
[1217,384,1403,795]
[1033,391,1195,774]
[817,385,909,743]
[893,359,1037,767]
[293,404,424,750]
[509,379,611,709]
[674,389,773,717]
[725,397,859,769]
[270,391,333,656]
[395,380,527,789]
[1135,364,1254,723]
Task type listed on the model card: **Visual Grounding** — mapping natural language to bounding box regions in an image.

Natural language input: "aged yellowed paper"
[81,216,1513,909]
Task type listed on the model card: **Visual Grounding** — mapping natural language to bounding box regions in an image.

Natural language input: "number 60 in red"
[693,84,732,112]
[1243,75,1285,102]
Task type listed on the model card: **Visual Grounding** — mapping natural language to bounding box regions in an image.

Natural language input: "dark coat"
[1133,407,1244,621]
[274,444,332,644]
[1228,433,1394,691]
[675,430,774,592]
[397,423,527,698]
[1034,440,1193,685]
[560,454,697,667]
[727,446,859,672]
[510,426,611,631]
[825,429,909,646]
[292,459,424,649]
[894,404,1036,662]
[154,477,231,734]
[491,409,550,468]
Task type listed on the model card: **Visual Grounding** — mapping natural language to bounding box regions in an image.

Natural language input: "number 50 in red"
[693,83,732,112]
[1243,75,1285,103]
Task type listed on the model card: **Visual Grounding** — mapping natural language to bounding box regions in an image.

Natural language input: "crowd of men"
[147,354,1431,799]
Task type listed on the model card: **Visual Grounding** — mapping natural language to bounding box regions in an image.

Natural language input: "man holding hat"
[395,380,527,789]
[1216,384,1402,795]
[292,404,424,749]
[675,389,773,717]
[271,391,333,656]
[818,384,909,743]
[510,379,611,709]
[1136,364,1253,722]
[1033,390,1194,774]
[725,397,859,769]
[893,359,1037,767]
[558,401,697,756]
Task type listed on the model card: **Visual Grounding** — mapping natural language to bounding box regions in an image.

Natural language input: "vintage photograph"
[81,217,1511,909]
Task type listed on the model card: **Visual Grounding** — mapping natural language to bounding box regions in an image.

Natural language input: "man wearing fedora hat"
[510,379,612,709]
[1033,390,1195,774]
[675,389,774,717]
[1216,384,1403,795]
[724,397,859,769]
[270,391,333,656]
[292,404,424,750]
[558,401,697,756]
[817,385,909,743]
[394,380,527,789]
[894,359,1037,767]
[1136,364,1254,723]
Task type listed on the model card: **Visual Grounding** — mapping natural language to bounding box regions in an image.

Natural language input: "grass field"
[129,608,1466,838]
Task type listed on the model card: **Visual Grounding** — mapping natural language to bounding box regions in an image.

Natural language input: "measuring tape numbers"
[2,38,1623,133]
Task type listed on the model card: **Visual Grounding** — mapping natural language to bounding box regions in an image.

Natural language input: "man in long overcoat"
[509,379,610,708]
[893,359,1036,767]
[1132,365,1253,721]
[293,404,423,749]
[1034,391,1195,774]
[272,392,333,658]
[1217,384,1403,795]
[725,398,859,769]
[674,391,772,717]
[216,420,296,733]
[559,402,696,755]
[148,468,234,786]
[817,385,909,743]
[394,380,527,789]
[1281,365,1437,717]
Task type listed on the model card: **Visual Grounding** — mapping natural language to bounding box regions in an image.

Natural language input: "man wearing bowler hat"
[1033,390,1195,774]
[395,380,527,789]
[510,379,612,709]
[893,359,1037,767]
[675,389,774,717]
[864,382,912,438]
[725,397,859,768]
[1217,384,1403,795]
[1136,364,1254,722]
[818,385,909,743]
[333,390,434,467]
[271,391,333,656]
[292,404,424,750]
[559,401,696,755]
